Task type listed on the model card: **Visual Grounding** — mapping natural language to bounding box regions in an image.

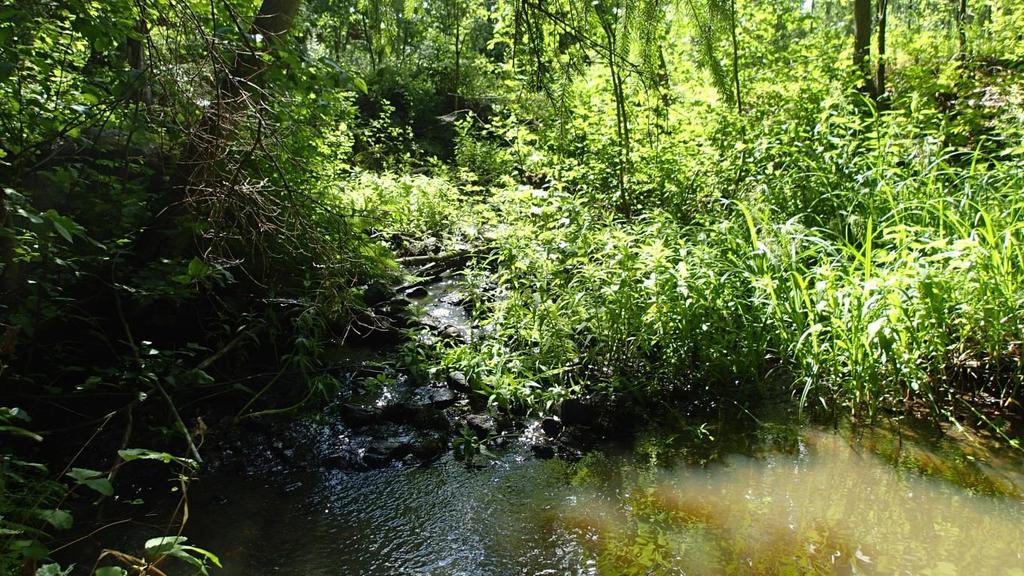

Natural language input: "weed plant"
[386,57,1024,427]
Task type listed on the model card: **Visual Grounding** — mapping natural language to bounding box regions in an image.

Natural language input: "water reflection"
[165,424,1024,575]
[565,430,1024,575]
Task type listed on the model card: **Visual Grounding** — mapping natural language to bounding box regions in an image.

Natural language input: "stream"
[173,420,1024,575]
[75,276,1024,575]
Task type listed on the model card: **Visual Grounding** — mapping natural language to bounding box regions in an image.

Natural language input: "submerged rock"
[560,398,597,427]
[439,290,468,307]
[531,444,556,459]
[363,282,395,306]
[325,424,447,469]
[339,403,382,427]
[341,378,458,432]
[439,324,469,343]
[387,296,413,310]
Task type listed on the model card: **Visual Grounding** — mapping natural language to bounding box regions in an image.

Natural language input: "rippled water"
[56,280,1024,573]
[170,424,1024,576]
[184,449,587,575]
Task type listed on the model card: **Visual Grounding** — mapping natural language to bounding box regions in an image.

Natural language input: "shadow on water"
[145,417,1024,576]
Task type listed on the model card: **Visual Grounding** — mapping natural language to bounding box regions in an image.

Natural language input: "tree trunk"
[654,48,672,131]
[956,0,968,59]
[230,0,303,91]
[188,0,303,176]
[525,0,547,92]
[729,0,742,114]
[853,0,873,94]
[126,12,152,104]
[0,188,18,299]
[875,0,887,98]
[598,16,630,213]
[252,0,304,47]
[361,11,377,72]
[453,1,462,109]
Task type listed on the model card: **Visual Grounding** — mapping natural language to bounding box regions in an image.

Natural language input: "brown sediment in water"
[562,429,1024,575]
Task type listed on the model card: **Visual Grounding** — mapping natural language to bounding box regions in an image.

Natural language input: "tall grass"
[441,93,1024,422]
[355,40,1024,426]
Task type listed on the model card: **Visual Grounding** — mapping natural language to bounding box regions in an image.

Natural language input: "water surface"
[186,449,586,575]
[175,424,1024,575]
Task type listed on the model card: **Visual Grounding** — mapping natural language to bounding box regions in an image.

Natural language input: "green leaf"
[118,448,174,463]
[51,220,72,242]
[179,545,222,568]
[66,468,113,496]
[43,211,81,243]
[353,77,368,94]
[94,568,128,576]
[1,406,32,422]
[118,449,197,470]
[66,467,103,482]
[37,509,73,531]
[82,477,113,496]
[0,424,43,441]
[15,208,44,224]
[192,369,215,385]
[11,539,48,560]
[144,535,188,558]
[187,257,207,277]
[35,564,73,576]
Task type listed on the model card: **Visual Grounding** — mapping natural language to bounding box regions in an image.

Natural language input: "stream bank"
[49,244,1024,576]
[198,252,589,478]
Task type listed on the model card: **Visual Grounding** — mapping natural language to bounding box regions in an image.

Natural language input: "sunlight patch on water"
[157,424,1024,575]
[563,430,1024,575]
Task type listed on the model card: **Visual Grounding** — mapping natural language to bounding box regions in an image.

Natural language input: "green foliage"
[35,565,75,576]
[343,169,496,245]
[4,0,1024,568]
[454,116,514,187]
[0,0,413,567]
[2,403,206,573]
[65,468,113,497]
[347,0,1024,430]
[681,0,737,103]
[452,424,496,465]
[467,100,1024,417]
[144,536,221,574]
[1,408,63,572]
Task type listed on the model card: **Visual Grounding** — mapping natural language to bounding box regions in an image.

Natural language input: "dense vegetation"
[2,0,1023,572]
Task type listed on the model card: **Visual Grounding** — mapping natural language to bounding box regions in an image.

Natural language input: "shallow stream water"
[170,422,1024,576]
[79,277,1024,575]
